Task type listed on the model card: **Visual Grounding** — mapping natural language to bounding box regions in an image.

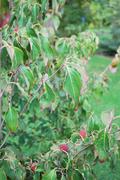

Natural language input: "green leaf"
[44,83,55,103]
[0,168,7,180]
[20,65,34,90]
[42,169,57,180]
[61,174,66,180]
[15,83,29,98]
[12,47,24,68]
[64,67,82,103]
[27,28,37,37]
[41,0,48,13]
[56,39,70,57]
[41,36,54,59]
[83,99,91,112]
[6,46,14,60]
[95,131,109,160]
[29,37,41,60]
[32,4,39,22]
[88,116,104,133]
[6,45,24,68]
[5,107,18,132]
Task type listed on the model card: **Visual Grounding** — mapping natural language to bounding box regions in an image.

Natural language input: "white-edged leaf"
[20,65,34,90]
[13,47,24,68]
[101,110,114,130]
[6,46,14,60]
[15,83,29,98]
[29,37,40,60]
[44,83,55,103]
[41,36,55,59]
[64,67,82,103]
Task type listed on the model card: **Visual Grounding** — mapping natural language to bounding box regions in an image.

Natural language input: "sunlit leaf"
[42,169,57,180]
[44,83,55,103]
[41,0,48,13]
[5,106,18,132]
[95,131,109,160]
[6,46,14,60]
[20,65,34,90]
[0,168,7,180]
[64,67,82,103]
[29,37,41,60]
[41,36,55,59]
[32,3,39,21]
[12,47,24,68]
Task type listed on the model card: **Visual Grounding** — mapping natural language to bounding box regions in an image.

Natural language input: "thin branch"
[20,63,65,116]
[73,143,93,160]
[0,132,10,149]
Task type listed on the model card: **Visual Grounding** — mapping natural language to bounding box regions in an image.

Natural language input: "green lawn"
[87,54,120,180]
[87,55,120,123]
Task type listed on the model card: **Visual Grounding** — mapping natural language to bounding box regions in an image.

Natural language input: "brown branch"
[8,0,14,10]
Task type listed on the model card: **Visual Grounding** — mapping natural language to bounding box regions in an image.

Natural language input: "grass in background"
[87,54,120,180]
[88,55,120,123]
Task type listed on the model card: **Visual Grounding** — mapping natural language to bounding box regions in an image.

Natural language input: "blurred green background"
[58,0,120,54]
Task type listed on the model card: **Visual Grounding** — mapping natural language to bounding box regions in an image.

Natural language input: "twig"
[113,115,120,120]
[20,63,65,116]
[0,132,10,149]
[73,143,93,160]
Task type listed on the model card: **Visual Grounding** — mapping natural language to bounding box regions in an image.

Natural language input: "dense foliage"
[0,0,120,179]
